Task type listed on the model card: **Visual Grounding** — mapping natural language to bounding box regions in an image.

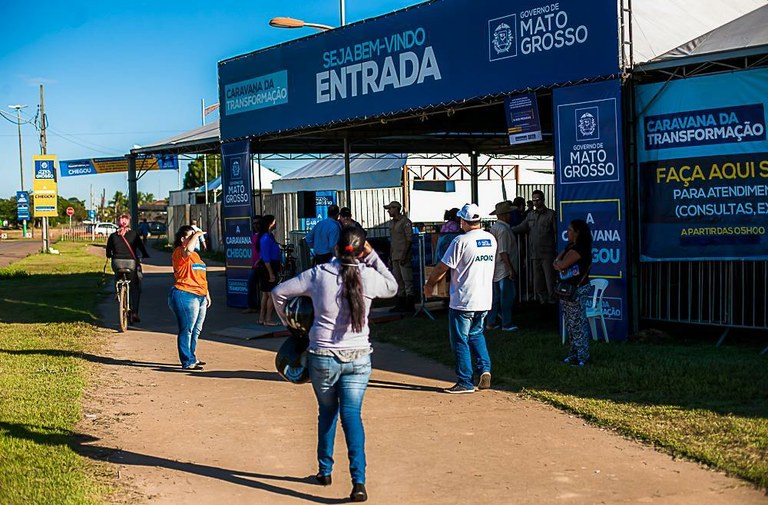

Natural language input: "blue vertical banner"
[554,79,629,340]
[16,191,30,221]
[221,140,253,308]
[505,92,542,145]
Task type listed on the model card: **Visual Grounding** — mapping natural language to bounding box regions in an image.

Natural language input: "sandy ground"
[74,248,766,504]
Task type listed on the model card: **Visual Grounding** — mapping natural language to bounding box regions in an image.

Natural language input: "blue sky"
[0,0,417,205]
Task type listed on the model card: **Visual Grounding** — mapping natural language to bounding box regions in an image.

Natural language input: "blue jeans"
[448,309,491,389]
[308,353,371,484]
[168,287,208,368]
[487,277,516,328]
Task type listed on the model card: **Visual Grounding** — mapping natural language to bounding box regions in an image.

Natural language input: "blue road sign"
[16,191,30,221]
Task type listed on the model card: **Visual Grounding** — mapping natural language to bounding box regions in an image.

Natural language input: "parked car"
[147,221,167,236]
[93,222,118,236]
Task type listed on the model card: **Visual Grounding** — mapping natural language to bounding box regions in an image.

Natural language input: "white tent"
[631,0,767,63]
[271,154,406,194]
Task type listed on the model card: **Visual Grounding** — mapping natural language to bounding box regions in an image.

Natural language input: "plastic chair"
[585,278,609,342]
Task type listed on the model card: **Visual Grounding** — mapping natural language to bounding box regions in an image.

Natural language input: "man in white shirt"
[424,203,497,394]
[487,201,519,331]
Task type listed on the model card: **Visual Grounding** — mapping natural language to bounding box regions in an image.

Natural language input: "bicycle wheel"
[117,283,129,332]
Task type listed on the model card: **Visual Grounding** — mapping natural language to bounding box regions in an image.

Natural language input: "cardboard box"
[424,265,450,298]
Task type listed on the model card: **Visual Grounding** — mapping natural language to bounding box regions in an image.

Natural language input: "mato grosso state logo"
[576,106,600,141]
[488,14,518,61]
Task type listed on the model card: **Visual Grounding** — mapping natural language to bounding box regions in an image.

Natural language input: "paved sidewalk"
[80,249,767,504]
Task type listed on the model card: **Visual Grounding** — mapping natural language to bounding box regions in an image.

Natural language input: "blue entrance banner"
[221,141,253,308]
[636,68,768,261]
[60,154,179,177]
[301,190,337,231]
[505,92,542,145]
[219,0,620,140]
[554,79,629,340]
[16,191,30,221]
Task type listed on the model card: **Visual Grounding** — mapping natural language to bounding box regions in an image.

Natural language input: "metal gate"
[640,260,768,330]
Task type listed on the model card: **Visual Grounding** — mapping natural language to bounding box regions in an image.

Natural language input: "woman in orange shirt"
[169,225,211,370]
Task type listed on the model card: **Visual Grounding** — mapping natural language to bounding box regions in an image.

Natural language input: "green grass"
[372,306,768,489]
[0,242,114,504]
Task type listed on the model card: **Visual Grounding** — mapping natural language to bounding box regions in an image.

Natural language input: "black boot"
[350,483,368,502]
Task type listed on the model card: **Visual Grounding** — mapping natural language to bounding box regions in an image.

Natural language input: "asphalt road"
[0,240,42,268]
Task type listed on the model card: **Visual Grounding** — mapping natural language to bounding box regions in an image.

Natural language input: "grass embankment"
[372,306,768,489]
[0,242,110,504]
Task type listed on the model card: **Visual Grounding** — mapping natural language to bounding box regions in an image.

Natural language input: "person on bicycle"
[272,225,398,503]
[257,215,280,326]
[106,213,149,324]
[169,225,211,370]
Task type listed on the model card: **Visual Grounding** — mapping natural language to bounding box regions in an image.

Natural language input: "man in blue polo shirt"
[304,205,341,265]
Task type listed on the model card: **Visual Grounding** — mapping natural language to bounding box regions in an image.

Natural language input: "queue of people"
[102,194,594,503]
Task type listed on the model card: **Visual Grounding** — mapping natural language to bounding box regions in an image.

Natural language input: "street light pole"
[9,104,28,238]
[9,105,27,191]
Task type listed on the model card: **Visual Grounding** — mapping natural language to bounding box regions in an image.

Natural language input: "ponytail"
[337,225,367,333]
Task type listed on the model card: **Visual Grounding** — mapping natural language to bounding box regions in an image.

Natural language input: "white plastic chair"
[586,278,609,342]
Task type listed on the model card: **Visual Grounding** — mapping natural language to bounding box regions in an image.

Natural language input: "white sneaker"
[477,371,491,390]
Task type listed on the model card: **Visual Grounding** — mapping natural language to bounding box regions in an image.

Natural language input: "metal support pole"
[340,0,346,26]
[470,151,479,205]
[257,152,264,215]
[343,137,352,207]
[128,155,139,227]
[413,233,435,320]
[201,99,209,205]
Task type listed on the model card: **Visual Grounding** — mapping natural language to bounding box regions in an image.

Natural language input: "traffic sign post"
[66,206,74,229]
[16,191,30,238]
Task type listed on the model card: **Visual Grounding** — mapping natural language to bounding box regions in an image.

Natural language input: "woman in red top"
[168,225,211,370]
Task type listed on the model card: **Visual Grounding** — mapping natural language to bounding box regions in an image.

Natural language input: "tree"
[183,155,219,189]
[106,191,129,221]
[138,192,155,205]
[0,197,17,225]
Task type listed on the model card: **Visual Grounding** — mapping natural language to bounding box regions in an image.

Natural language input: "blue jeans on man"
[308,353,371,484]
[448,309,492,389]
[167,287,208,368]
[487,277,517,329]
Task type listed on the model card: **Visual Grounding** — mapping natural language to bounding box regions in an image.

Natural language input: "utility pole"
[40,85,50,253]
[9,104,28,237]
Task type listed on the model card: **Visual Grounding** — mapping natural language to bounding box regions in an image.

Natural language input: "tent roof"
[635,3,768,69]
[277,154,406,181]
[272,154,406,193]
[131,121,219,155]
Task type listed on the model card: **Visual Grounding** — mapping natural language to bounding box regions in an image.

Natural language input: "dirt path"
[80,249,766,504]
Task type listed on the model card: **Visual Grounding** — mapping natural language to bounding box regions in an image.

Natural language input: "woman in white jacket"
[272,225,397,503]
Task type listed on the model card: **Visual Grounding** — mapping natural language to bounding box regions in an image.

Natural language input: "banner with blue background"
[221,141,253,308]
[554,79,628,340]
[219,0,620,140]
[636,68,768,261]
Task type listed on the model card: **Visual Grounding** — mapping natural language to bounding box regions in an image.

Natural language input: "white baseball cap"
[457,203,482,222]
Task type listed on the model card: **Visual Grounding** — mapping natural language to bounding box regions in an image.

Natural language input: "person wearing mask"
[384,200,414,312]
[106,213,150,324]
[243,215,262,314]
[512,190,557,304]
[487,201,519,331]
[273,226,398,503]
[305,205,341,265]
[190,219,207,252]
[554,219,593,367]
[168,225,211,370]
[424,203,497,394]
[339,207,363,230]
[257,215,281,326]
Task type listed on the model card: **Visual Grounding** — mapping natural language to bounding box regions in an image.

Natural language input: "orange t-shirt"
[172,247,208,296]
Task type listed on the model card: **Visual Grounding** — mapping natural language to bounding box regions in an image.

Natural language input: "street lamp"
[268,17,333,31]
[8,104,27,191]
[269,0,346,31]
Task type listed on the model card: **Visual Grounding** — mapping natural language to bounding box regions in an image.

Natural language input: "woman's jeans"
[168,287,207,368]
[487,277,516,328]
[448,309,491,389]
[308,353,371,484]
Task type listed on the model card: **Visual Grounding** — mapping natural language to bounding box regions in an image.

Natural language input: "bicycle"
[110,259,136,332]
[280,241,297,281]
